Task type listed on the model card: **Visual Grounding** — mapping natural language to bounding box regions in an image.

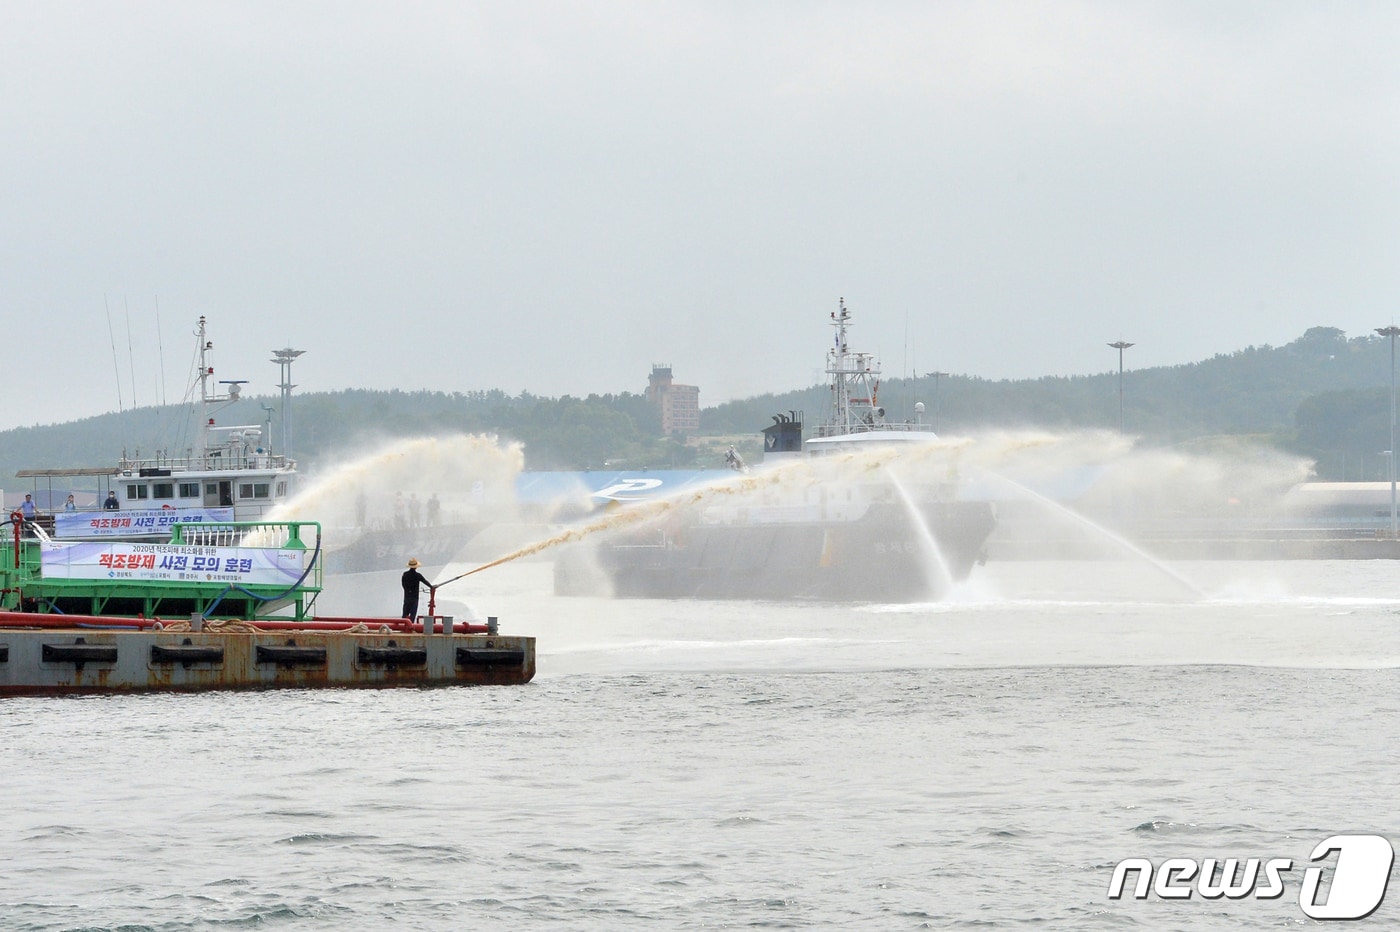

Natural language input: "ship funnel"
[762,411,804,455]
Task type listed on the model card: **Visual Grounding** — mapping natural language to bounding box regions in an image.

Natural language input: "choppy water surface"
[4,559,1399,929]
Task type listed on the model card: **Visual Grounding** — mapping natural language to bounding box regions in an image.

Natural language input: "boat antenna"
[104,293,124,415]
[170,322,201,454]
[155,294,168,408]
[149,296,175,448]
[124,295,138,411]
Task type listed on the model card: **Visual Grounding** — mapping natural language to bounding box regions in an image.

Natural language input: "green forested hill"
[2,326,1396,482]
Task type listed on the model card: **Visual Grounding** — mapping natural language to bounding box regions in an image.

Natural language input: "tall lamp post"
[260,404,275,443]
[1376,326,1400,536]
[1107,341,1134,433]
[929,371,948,431]
[270,346,306,459]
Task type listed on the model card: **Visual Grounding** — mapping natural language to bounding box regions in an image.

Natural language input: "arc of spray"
[883,467,956,597]
[986,470,1206,598]
[431,460,827,590]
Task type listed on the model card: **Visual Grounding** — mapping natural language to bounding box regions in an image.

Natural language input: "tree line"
[2,325,1396,481]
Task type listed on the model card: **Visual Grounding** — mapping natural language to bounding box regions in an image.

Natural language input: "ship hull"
[322,523,488,575]
[555,500,996,602]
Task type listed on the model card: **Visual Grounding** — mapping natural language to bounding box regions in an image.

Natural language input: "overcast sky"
[3,2,1397,432]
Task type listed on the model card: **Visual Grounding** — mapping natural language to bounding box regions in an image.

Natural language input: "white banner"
[41,541,307,586]
[53,507,236,539]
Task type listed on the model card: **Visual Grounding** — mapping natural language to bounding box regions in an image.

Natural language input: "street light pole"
[1107,341,1134,433]
[929,371,948,431]
[270,346,306,459]
[1376,326,1400,536]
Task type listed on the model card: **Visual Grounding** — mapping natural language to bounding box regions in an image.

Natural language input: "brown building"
[646,365,700,436]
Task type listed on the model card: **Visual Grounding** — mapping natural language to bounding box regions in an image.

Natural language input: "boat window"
[238,482,271,500]
[126,484,149,500]
[179,482,200,498]
[152,482,175,500]
[275,480,287,498]
[205,483,219,497]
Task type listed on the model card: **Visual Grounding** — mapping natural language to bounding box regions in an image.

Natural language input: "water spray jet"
[884,468,957,596]
[987,472,1207,598]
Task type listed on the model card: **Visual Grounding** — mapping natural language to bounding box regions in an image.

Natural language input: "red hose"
[0,611,489,634]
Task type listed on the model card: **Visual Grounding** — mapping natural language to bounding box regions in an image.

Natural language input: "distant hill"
[706,326,1398,480]
[1,326,1396,483]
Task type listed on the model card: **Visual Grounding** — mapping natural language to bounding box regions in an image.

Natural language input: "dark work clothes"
[401,568,432,619]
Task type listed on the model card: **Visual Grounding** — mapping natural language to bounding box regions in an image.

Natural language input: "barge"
[0,515,534,696]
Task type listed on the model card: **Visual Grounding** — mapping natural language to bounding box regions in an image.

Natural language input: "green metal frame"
[0,521,323,621]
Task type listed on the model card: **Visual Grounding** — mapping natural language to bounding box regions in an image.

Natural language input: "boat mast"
[197,316,214,456]
[826,298,880,435]
[196,316,243,459]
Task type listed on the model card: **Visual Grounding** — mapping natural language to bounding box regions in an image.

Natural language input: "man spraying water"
[401,558,435,620]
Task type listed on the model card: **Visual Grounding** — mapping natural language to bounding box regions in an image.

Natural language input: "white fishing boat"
[15,317,297,542]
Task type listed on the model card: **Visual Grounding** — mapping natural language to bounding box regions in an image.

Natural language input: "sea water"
[3,558,1399,930]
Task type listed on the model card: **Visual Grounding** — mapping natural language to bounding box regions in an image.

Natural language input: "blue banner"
[53,507,236,539]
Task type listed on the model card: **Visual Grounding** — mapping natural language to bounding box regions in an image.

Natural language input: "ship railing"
[812,421,935,437]
[116,451,295,473]
[827,353,877,372]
